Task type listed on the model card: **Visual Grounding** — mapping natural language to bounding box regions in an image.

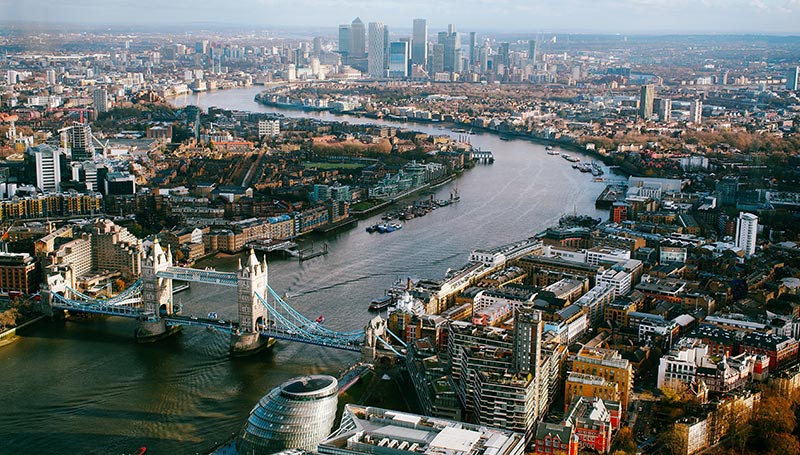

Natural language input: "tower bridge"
[45,239,405,360]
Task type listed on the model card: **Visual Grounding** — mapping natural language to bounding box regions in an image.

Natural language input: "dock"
[595,184,627,209]
[247,240,299,257]
[299,243,328,261]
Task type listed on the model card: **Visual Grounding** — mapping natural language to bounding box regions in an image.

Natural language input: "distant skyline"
[2,0,800,35]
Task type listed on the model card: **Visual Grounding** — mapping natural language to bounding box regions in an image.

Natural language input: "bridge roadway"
[164,314,238,333]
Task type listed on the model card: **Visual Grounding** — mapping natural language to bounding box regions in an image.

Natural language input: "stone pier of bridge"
[137,240,272,355]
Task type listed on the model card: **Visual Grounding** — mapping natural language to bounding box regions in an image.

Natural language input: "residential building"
[787,66,799,90]
[564,372,620,412]
[93,87,109,113]
[735,212,758,257]
[258,119,280,138]
[0,252,38,294]
[655,97,672,121]
[639,84,654,118]
[689,99,703,124]
[569,348,632,412]
[368,22,387,78]
[573,284,615,326]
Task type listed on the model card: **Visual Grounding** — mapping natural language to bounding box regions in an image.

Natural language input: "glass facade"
[238,375,339,454]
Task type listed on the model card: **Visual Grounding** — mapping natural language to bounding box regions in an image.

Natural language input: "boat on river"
[368,295,394,311]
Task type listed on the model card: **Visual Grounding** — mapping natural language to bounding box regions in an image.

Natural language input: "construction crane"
[47,107,94,123]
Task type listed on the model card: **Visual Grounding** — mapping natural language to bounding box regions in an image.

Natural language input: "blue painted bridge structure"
[46,240,405,359]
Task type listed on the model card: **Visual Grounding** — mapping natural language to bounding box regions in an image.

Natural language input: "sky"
[2,0,800,34]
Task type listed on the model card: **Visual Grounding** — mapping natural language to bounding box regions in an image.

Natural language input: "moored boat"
[369,295,394,311]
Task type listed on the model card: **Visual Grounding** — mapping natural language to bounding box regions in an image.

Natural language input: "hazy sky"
[2,0,800,34]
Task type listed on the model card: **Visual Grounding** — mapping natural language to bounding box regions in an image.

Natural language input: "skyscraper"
[468,32,477,67]
[787,66,800,91]
[93,87,109,114]
[430,43,445,74]
[388,41,409,78]
[313,36,322,58]
[350,18,366,59]
[528,39,538,65]
[411,19,427,66]
[441,25,461,73]
[70,122,95,161]
[735,212,758,257]
[28,144,62,192]
[639,84,654,119]
[338,24,351,58]
[689,99,703,124]
[46,69,56,86]
[367,22,387,78]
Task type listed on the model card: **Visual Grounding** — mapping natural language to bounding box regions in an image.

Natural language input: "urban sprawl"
[2,18,800,455]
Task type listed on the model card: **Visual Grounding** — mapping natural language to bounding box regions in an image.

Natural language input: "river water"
[0,86,609,454]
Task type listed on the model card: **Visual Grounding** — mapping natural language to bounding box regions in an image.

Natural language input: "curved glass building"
[238,375,338,454]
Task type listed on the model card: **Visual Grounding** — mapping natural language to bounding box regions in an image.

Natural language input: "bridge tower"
[230,249,270,356]
[136,238,176,341]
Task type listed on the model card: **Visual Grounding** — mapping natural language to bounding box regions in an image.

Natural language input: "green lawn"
[303,162,365,170]
[351,200,382,211]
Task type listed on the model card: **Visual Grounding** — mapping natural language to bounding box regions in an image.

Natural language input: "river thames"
[0,86,610,454]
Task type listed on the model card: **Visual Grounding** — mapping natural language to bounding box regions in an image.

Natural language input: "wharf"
[247,240,299,257]
[596,184,627,209]
[299,243,328,261]
[313,217,358,234]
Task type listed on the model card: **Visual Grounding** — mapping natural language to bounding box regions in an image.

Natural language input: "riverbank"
[254,93,620,170]
[0,315,46,349]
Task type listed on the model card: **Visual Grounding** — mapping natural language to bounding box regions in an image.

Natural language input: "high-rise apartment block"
[639,84,654,119]
[735,212,758,257]
[368,22,387,78]
[93,87,109,113]
[787,66,799,90]
[654,97,672,122]
[689,99,703,124]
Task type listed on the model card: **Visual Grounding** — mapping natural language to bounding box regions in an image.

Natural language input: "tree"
[612,426,638,455]
[766,433,800,455]
[0,308,20,329]
[659,425,685,455]
[113,279,126,293]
